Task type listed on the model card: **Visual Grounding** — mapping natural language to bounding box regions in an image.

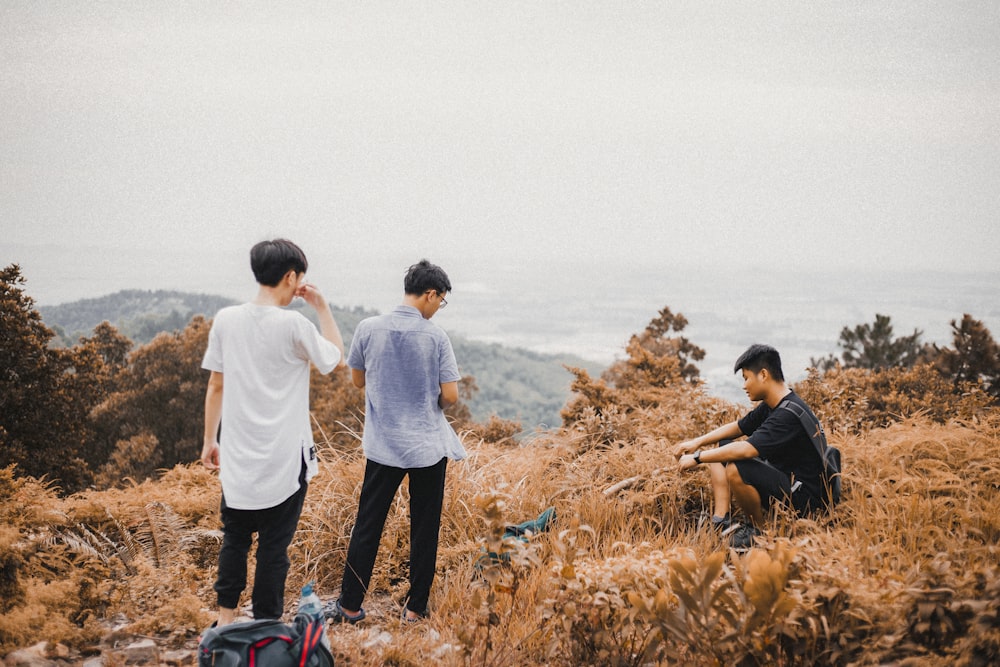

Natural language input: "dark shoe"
[729,524,762,552]
[402,606,428,624]
[697,512,734,533]
[325,599,365,624]
[710,513,732,532]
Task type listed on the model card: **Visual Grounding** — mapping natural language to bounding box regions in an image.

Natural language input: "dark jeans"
[340,458,448,616]
[215,464,308,620]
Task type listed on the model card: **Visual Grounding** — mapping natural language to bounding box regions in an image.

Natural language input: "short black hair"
[403,259,452,296]
[250,239,308,287]
[734,343,785,381]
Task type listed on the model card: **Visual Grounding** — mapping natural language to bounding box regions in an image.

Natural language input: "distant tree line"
[0,265,594,492]
[39,280,594,429]
[0,264,450,492]
[40,290,240,346]
[810,312,1000,397]
[3,262,998,493]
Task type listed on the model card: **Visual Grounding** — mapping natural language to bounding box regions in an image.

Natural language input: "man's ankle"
[218,607,237,627]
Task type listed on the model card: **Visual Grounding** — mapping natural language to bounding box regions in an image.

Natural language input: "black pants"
[340,458,448,616]
[215,464,308,620]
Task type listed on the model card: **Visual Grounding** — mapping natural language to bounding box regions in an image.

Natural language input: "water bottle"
[298,582,331,651]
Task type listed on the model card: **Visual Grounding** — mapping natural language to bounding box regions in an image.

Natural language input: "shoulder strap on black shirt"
[778,398,829,465]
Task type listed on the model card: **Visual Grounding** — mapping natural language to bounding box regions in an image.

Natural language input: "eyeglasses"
[425,290,448,308]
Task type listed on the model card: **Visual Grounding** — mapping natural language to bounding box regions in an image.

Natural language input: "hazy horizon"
[3,3,999,277]
[3,3,999,403]
[9,240,998,406]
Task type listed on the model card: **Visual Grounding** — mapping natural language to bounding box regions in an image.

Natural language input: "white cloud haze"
[2,1,998,278]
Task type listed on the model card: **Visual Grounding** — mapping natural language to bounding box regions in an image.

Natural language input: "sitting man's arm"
[672,421,744,459]
[678,438,760,471]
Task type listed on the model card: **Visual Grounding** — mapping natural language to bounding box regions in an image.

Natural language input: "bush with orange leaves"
[794,363,994,435]
[2,304,1000,666]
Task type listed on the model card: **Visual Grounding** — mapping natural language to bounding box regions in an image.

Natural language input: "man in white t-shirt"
[201,239,344,626]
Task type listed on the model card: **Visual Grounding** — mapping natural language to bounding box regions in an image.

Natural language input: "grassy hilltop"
[3,298,1000,665]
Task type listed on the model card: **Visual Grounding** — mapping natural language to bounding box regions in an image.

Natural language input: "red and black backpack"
[198,614,333,667]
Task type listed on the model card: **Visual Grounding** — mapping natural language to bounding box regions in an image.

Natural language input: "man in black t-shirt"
[672,344,824,550]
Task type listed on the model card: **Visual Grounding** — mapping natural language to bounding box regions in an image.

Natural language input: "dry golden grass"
[2,386,999,665]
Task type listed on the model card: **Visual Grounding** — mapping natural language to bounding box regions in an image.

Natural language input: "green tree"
[562,306,722,439]
[932,314,1000,399]
[603,306,705,389]
[0,265,93,490]
[814,314,925,371]
[91,316,211,487]
[68,322,134,470]
[67,321,133,409]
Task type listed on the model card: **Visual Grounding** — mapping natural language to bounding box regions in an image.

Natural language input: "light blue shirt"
[348,305,467,468]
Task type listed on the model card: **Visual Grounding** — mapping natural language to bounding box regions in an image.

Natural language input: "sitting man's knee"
[725,462,744,485]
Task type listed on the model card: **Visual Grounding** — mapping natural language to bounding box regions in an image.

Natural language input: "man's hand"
[202,441,220,471]
[672,439,700,460]
[297,282,346,363]
[295,281,327,310]
[677,453,699,471]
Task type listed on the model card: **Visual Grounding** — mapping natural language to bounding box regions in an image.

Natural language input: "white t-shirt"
[202,303,341,509]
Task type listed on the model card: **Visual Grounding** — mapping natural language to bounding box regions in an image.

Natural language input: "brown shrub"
[2,366,1000,665]
[794,364,994,434]
[463,414,523,445]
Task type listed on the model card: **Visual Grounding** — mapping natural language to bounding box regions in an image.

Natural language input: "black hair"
[250,239,308,287]
[403,259,452,296]
[733,343,785,381]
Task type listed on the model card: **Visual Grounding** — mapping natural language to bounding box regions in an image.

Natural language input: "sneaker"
[710,513,732,532]
[728,524,762,552]
[402,605,428,624]
[325,599,366,624]
[697,512,733,533]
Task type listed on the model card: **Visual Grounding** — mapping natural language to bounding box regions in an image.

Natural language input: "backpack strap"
[778,399,830,469]
[290,613,325,667]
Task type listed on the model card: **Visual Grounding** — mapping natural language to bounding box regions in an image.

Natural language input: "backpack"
[198,614,334,667]
[779,399,842,506]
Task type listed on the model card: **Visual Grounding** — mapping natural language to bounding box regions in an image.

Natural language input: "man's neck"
[253,286,287,307]
[402,294,432,319]
[764,383,792,409]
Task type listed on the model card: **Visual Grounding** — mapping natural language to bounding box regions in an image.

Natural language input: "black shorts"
[733,458,822,516]
[732,458,789,512]
[732,458,822,515]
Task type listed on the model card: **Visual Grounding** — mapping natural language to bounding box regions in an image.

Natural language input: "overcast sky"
[2,1,999,299]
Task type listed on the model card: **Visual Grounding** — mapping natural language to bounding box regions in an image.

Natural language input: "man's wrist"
[693,450,703,465]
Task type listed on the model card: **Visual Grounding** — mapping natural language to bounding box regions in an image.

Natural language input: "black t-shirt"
[737,391,824,499]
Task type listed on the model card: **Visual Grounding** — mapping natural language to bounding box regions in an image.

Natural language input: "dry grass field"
[2,367,999,666]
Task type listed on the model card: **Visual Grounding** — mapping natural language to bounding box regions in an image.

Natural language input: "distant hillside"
[40,290,235,346]
[39,290,602,428]
[451,338,591,430]
[39,290,377,346]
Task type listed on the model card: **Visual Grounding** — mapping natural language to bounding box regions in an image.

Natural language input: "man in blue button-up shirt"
[332,259,467,624]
